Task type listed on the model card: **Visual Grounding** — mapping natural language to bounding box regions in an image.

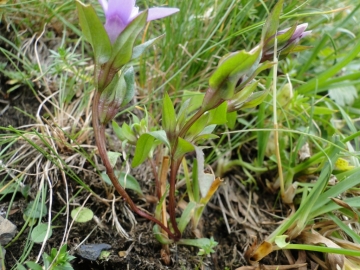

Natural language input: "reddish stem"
[167,108,206,238]
[92,91,177,240]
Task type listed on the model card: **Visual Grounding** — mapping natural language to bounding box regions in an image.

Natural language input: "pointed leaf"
[228,81,259,111]
[121,66,135,106]
[112,121,136,142]
[76,1,111,64]
[178,201,197,233]
[25,262,43,270]
[101,171,143,195]
[178,238,218,248]
[236,61,274,90]
[174,138,195,160]
[132,133,156,167]
[110,11,148,69]
[186,113,209,140]
[226,111,237,129]
[148,130,171,149]
[209,46,261,94]
[208,101,228,125]
[132,35,164,60]
[271,25,297,48]
[261,0,284,43]
[107,151,121,168]
[132,131,170,167]
[240,89,270,109]
[162,92,177,134]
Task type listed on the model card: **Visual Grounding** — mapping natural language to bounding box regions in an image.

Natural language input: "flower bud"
[262,23,311,62]
[98,67,135,125]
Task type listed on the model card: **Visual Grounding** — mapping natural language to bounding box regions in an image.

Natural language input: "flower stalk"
[92,91,178,239]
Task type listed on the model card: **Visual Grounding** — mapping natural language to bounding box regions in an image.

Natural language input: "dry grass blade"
[298,231,344,270]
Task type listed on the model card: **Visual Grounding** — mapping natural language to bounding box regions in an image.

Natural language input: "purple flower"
[278,23,311,43]
[99,0,179,43]
[262,23,312,62]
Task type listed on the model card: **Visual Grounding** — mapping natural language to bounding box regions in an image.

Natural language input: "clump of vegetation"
[1,0,360,269]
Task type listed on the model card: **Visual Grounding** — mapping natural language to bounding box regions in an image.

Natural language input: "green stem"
[166,108,207,240]
[178,109,205,138]
[92,91,177,240]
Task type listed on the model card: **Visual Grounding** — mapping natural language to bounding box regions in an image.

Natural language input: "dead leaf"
[299,231,344,270]
[245,240,273,264]
[298,143,311,161]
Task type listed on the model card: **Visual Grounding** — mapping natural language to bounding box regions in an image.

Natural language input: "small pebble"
[77,243,112,261]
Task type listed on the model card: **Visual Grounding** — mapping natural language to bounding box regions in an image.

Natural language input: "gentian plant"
[76,0,310,260]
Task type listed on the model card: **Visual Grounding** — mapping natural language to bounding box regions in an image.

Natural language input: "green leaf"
[162,92,177,134]
[178,237,218,249]
[208,102,227,125]
[181,91,204,112]
[240,89,270,109]
[261,0,284,43]
[209,47,261,96]
[71,207,94,223]
[101,171,143,195]
[132,131,170,167]
[197,124,217,136]
[110,11,148,69]
[313,106,337,115]
[16,263,27,270]
[186,113,209,140]
[112,121,136,143]
[121,66,136,106]
[174,138,195,160]
[178,201,197,233]
[132,134,155,167]
[76,1,111,65]
[270,25,296,49]
[132,35,164,60]
[148,130,171,148]
[228,81,258,112]
[226,111,237,129]
[275,235,289,248]
[236,61,274,90]
[24,261,43,270]
[153,224,173,245]
[107,151,121,168]
[24,201,47,219]
[31,223,52,243]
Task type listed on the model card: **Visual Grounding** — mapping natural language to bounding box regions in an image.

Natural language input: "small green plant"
[19,244,75,270]
[197,237,218,256]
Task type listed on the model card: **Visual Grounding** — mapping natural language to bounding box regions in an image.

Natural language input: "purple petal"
[105,14,127,43]
[147,7,179,22]
[300,30,312,39]
[129,6,140,21]
[292,23,308,38]
[106,0,136,23]
[98,0,108,13]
